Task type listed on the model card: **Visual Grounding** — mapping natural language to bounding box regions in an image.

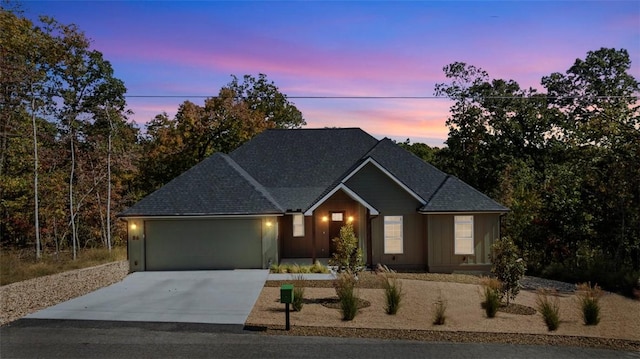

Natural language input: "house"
[118,128,508,273]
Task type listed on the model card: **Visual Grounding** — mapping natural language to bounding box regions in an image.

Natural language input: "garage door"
[145,218,262,270]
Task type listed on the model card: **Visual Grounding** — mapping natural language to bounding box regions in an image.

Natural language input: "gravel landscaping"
[0,260,129,325]
[2,263,638,352]
[248,272,640,352]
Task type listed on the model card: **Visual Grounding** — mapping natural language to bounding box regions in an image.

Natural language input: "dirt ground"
[246,278,640,351]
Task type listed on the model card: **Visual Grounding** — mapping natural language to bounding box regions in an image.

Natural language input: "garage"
[142,218,263,271]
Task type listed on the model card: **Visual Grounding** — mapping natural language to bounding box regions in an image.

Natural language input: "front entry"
[328,211,345,256]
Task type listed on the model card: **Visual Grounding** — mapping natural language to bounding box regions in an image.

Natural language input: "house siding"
[280,215,314,258]
[427,213,500,273]
[345,162,426,269]
[313,190,363,259]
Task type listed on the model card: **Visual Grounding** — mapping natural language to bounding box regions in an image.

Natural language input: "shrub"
[334,272,359,320]
[536,289,560,331]
[269,262,330,274]
[291,274,306,312]
[382,275,403,315]
[432,294,447,325]
[490,237,526,305]
[480,277,501,318]
[576,282,603,325]
[310,260,330,274]
[329,223,363,274]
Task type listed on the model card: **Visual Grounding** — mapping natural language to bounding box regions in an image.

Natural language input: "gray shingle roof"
[119,128,508,217]
[419,175,509,213]
[229,128,379,211]
[118,153,283,216]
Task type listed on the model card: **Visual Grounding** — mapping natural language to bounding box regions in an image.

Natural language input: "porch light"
[130,223,137,230]
[322,216,328,222]
[347,216,354,223]
[266,221,273,227]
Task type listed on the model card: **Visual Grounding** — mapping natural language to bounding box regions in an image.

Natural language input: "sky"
[20,1,640,147]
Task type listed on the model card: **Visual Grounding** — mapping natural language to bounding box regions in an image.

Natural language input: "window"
[454,215,474,255]
[331,212,343,221]
[384,216,403,254]
[293,214,304,237]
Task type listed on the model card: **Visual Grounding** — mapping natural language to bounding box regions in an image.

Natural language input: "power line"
[124,95,639,99]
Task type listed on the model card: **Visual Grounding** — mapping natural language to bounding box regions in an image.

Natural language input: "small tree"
[329,223,364,274]
[490,236,526,305]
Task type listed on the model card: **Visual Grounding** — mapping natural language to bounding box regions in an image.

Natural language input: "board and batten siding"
[345,162,427,269]
[427,213,501,273]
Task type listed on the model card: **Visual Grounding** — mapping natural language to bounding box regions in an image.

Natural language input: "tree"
[397,139,440,164]
[138,74,305,195]
[328,223,363,274]
[1,8,134,257]
[227,73,306,129]
[490,237,526,305]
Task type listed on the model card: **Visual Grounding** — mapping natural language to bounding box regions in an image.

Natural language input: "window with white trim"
[454,215,474,255]
[293,214,304,237]
[384,216,403,254]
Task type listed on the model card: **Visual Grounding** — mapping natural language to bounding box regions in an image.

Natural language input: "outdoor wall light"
[347,216,354,223]
[130,223,137,230]
[266,221,273,227]
[322,216,328,222]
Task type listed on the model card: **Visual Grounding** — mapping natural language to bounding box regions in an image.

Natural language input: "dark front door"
[328,211,345,255]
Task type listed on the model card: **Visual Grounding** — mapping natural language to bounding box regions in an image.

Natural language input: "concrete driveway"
[25,270,269,330]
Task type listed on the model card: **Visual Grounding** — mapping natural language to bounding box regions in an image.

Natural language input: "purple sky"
[22,1,640,146]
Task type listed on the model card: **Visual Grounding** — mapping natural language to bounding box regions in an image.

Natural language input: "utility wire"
[124,95,639,99]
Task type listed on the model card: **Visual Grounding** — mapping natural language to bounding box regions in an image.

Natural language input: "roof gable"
[229,128,378,211]
[363,139,448,201]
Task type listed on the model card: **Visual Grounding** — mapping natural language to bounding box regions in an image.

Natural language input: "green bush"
[432,295,447,325]
[269,262,330,274]
[490,237,526,305]
[536,289,560,331]
[334,273,359,320]
[576,282,603,325]
[480,277,501,318]
[382,276,403,315]
[329,223,363,274]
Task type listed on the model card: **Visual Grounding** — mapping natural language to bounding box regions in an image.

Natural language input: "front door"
[328,211,345,256]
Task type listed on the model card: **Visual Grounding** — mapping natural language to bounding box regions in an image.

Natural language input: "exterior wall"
[313,190,363,259]
[345,162,426,269]
[427,213,501,273]
[280,215,314,258]
[127,219,144,272]
[127,217,270,271]
[261,217,278,268]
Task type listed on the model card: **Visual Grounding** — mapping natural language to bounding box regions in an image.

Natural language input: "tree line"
[401,48,639,292]
[1,8,305,257]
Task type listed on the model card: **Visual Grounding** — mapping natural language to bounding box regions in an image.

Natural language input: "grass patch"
[480,277,501,318]
[291,274,306,312]
[270,261,330,274]
[536,288,561,331]
[334,273,359,321]
[576,282,603,326]
[0,247,127,286]
[381,275,403,315]
[432,294,447,325]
